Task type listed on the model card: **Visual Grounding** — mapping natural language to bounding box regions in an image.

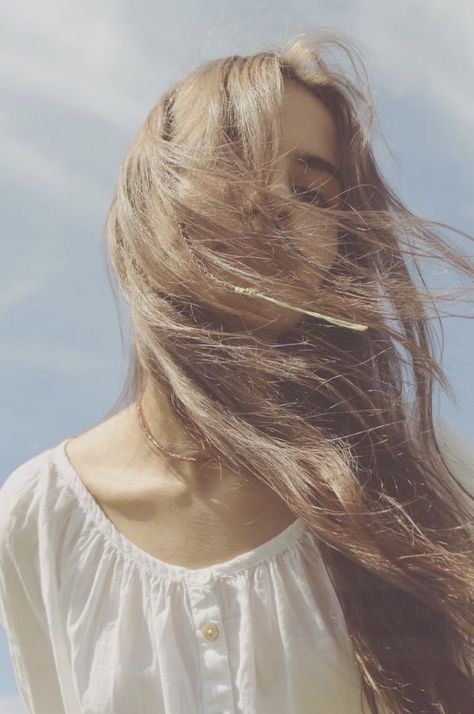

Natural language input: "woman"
[1,28,473,714]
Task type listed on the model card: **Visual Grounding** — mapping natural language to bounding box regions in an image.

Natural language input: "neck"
[127,376,224,487]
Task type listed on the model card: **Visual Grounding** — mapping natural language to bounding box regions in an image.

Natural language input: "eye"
[291,185,326,206]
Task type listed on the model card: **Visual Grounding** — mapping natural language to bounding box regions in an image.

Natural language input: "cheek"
[311,221,340,265]
[313,233,339,269]
[287,226,340,287]
[208,222,340,313]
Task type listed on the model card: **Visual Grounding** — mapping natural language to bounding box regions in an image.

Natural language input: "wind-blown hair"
[102,28,474,714]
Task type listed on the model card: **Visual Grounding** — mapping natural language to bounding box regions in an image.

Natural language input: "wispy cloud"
[329,1,474,148]
[2,1,471,141]
[0,0,143,130]
[1,0,472,205]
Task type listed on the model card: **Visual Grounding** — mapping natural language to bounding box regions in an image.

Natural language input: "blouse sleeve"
[0,454,67,714]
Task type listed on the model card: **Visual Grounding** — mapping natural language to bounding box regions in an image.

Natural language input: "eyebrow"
[294,153,342,186]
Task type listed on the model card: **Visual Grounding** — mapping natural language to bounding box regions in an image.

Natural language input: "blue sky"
[1,1,473,709]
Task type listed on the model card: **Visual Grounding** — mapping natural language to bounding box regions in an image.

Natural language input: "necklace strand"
[135,394,205,462]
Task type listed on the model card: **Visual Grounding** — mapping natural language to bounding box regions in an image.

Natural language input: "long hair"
[101,29,474,714]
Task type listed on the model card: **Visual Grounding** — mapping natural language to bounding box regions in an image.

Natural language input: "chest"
[94,487,298,569]
[65,438,297,570]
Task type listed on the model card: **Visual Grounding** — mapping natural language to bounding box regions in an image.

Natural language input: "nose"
[241,158,293,231]
[267,156,292,198]
[243,185,290,232]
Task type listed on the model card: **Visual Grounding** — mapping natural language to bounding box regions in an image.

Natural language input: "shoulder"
[0,411,124,556]
[62,406,141,500]
[0,443,71,637]
[0,445,55,551]
[64,408,130,469]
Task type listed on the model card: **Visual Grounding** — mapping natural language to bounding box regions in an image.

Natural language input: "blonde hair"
[103,28,474,714]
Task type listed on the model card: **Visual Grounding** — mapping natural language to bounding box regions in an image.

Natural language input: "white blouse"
[0,422,472,714]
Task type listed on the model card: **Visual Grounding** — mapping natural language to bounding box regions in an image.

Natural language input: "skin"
[64,78,342,568]
[133,78,342,477]
[216,77,343,341]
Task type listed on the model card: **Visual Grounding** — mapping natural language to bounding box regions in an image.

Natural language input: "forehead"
[279,78,339,168]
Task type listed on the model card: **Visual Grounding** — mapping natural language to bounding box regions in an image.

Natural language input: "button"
[201,622,219,641]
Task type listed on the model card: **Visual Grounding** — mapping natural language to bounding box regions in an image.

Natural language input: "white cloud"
[0,0,472,196]
[0,0,144,130]
[328,1,474,146]
[1,0,470,140]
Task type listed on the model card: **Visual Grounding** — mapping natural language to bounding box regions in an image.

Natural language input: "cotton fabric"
[0,420,472,714]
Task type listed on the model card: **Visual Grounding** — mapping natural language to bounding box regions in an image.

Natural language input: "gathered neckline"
[52,438,312,583]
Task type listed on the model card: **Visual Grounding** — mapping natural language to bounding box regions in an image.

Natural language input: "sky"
[1,0,473,708]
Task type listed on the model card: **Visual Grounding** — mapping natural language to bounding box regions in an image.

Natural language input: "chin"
[249,311,305,342]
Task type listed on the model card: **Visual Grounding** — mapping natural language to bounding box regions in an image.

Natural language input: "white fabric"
[0,421,472,714]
